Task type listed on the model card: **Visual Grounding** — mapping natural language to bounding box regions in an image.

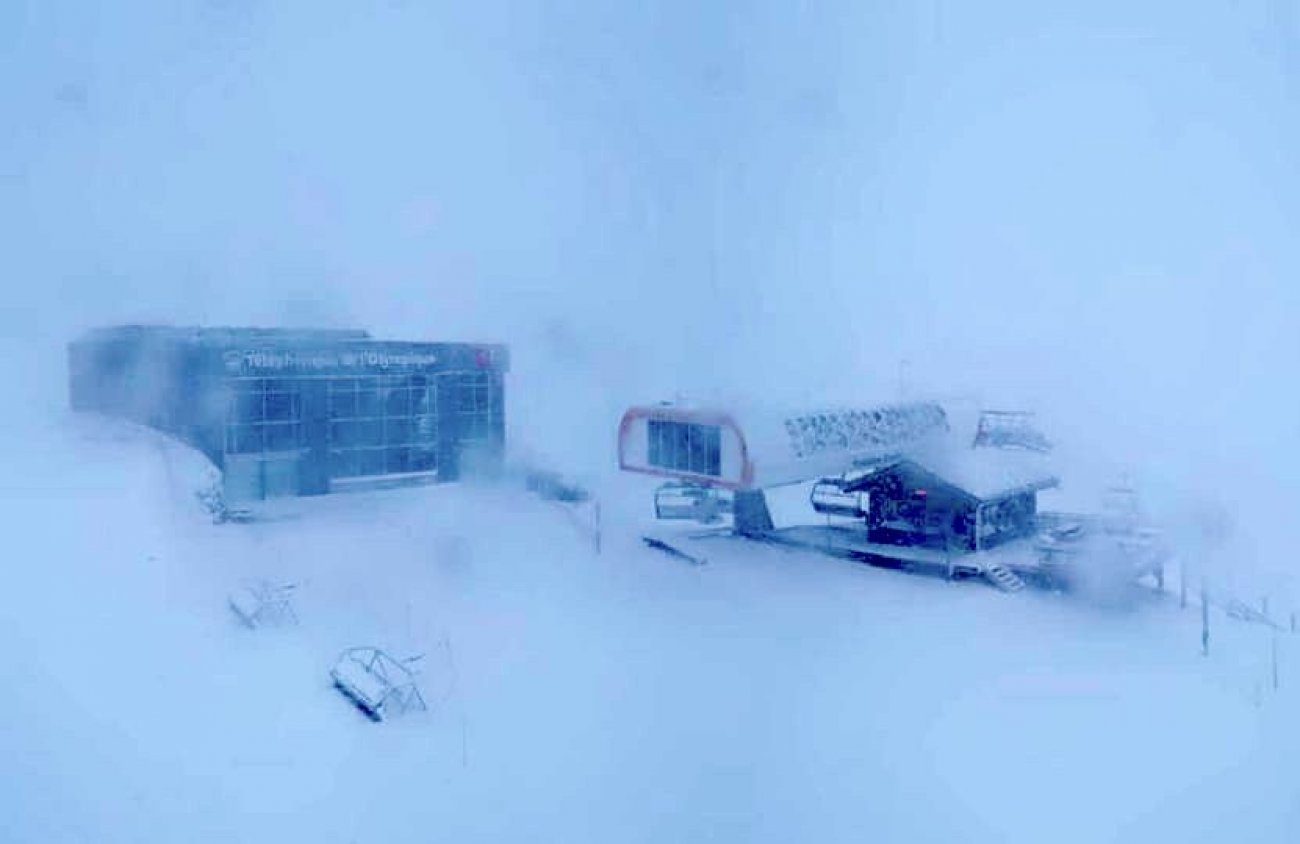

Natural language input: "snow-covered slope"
[0,417,1297,843]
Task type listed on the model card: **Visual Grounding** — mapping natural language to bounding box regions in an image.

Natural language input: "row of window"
[226,421,303,454]
[224,372,499,464]
[230,384,302,424]
[330,446,438,479]
[647,420,722,477]
[328,379,435,421]
[330,415,438,449]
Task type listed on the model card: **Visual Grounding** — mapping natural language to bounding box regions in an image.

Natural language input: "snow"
[911,445,1059,501]
[1,416,1298,842]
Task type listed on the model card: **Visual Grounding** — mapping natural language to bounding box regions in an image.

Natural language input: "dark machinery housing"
[811,457,1057,552]
[69,325,508,502]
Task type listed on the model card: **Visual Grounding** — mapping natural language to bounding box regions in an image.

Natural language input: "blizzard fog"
[2,1,1299,841]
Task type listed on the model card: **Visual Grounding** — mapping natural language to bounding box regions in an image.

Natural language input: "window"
[647,420,721,477]
[225,379,303,455]
[448,371,500,445]
[327,375,438,479]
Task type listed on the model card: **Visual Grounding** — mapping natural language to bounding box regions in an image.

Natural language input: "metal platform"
[753,524,1047,584]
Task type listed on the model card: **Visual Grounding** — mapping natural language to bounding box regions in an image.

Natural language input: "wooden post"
[1271,629,1279,692]
[1201,580,1210,657]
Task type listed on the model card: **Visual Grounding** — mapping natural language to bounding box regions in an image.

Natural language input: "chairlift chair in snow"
[228,580,299,629]
[330,647,428,722]
[653,482,731,523]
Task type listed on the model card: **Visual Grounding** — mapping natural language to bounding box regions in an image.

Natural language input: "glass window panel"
[384,387,409,417]
[329,389,356,418]
[358,449,385,476]
[264,422,300,451]
[689,424,709,474]
[386,418,413,445]
[410,447,437,472]
[414,415,438,443]
[705,426,721,476]
[357,385,380,417]
[265,391,298,421]
[235,390,264,422]
[356,418,382,446]
[230,425,262,453]
[386,447,411,474]
[648,420,662,466]
[330,420,357,447]
[673,423,690,472]
[330,449,359,478]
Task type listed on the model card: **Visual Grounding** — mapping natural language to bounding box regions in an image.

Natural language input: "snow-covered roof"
[907,445,1059,501]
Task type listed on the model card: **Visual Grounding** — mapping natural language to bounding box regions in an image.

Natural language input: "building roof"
[78,325,373,346]
[894,446,1059,501]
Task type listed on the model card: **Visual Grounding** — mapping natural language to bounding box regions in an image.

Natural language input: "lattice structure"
[972,410,1052,453]
[783,403,948,460]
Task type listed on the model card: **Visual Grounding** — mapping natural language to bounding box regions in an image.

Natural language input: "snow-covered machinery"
[228,580,299,628]
[330,647,428,721]
[654,482,732,523]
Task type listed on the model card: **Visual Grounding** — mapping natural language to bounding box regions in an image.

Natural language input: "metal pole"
[1179,562,1187,610]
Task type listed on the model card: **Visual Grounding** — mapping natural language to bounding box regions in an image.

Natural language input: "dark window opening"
[647,420,721,477]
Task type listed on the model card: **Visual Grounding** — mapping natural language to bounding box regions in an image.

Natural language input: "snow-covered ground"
[0,415,1297,843]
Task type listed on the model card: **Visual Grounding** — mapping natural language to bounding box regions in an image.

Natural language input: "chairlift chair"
[228,580,299,629]
[653,482,732,523]
[330,647,428,722]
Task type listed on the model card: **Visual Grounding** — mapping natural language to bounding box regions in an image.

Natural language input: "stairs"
[985,562,1026,593]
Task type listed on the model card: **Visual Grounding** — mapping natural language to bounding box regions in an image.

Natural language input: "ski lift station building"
[68,325,508,501]
[618,400,1059,551]
[617,400,951,490]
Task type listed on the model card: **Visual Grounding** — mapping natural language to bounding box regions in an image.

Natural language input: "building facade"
[69,326,508,501]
